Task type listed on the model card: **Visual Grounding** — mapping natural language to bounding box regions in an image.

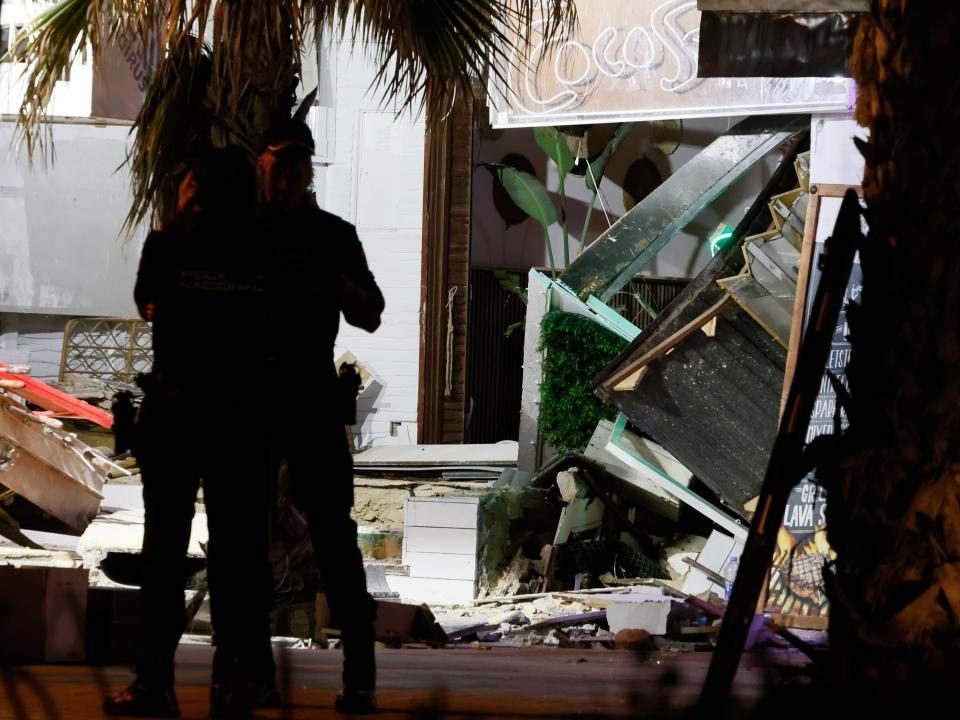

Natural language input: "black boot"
[338,619,376,714]
[209,654,256,720]
[103,658,179,718]
[253,642,281,708]
[334,687,377,714]
[104,679,180,718]
[254,681,282,709]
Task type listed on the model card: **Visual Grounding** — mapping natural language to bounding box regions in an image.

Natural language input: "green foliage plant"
[482,122,635,277]
[538,311,629,452]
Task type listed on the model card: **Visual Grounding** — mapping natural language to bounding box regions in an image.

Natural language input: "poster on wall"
[488,0,851,128]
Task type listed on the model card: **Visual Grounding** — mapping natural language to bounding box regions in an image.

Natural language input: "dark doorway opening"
[464,269,528,443]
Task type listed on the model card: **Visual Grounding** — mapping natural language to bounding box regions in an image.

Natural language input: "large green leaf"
[585,122,635,193]
[484,164,557,229]
[534,126,576,179]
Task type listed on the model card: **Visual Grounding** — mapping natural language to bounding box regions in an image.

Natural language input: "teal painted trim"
[608,414,748,540]
[586,295,641,341]
[542,276,637,342]
[608,413,672,481]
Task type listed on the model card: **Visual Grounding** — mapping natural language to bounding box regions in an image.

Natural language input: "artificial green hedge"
[538,311,629,452]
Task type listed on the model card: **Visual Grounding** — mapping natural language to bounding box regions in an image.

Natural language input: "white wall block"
[402,552,477,581]
[404,497,480,530]
[402,527,478,557]
[386,575,475,605]
[606,599,672,635]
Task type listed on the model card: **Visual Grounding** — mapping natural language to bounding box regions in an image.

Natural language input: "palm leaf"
[124,34,214,231]
[15,0,574,227]
[316,0,575,117]
[16,0,96,161]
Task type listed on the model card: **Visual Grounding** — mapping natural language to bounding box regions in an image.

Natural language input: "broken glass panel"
[561,115,809,303]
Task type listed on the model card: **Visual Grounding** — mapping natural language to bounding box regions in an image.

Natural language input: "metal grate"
[607,277,689,332]
[465,270,527,444]
[58,318,153,384]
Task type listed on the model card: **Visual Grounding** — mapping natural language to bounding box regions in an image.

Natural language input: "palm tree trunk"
[824,0,960,700]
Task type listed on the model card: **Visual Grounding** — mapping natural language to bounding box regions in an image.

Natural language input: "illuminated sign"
[489,0,851,127]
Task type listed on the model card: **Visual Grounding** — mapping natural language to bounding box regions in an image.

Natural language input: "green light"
[709,224,734,257]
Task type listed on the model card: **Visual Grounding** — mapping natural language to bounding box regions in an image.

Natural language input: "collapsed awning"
[591,135,809,517]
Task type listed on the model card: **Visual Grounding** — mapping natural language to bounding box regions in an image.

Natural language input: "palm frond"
[16,0,168,161]
[124,33,213,231]
[16,0,573,227]
[311,0,576,116]
[16,0,95,161]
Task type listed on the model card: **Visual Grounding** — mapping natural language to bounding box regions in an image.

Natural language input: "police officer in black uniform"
[105,147,275,720]
[258,119,383,714]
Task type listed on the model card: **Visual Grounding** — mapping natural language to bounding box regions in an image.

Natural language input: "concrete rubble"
[0,358,822,665]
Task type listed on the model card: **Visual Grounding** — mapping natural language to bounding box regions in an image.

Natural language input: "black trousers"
[136,392,274,685]
[278,408,376,690]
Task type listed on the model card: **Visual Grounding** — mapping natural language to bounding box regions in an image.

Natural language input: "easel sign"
[769,183,864,623]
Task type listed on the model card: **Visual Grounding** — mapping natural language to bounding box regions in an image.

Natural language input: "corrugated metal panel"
[610,303,786,517]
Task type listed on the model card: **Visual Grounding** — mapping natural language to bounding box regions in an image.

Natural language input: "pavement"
[0,644,789,719]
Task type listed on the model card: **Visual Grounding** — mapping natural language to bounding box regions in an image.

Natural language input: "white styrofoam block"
[404,497,480,530]
[403,551,476,581]
[681,530,743,597]
[386,574,475,605]
[402,527,478,556]
[606,599,672,635]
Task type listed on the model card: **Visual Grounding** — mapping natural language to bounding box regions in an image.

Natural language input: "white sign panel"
[489,0,852,128]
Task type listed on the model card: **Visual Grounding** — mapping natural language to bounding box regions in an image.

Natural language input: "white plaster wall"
[317,43,425,448]
[0,121,143,317]
[472,116,778,278]
[0,312,67,381]
[0,32,426,446]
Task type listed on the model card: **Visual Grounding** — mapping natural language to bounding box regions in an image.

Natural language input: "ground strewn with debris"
[0,645,785,719]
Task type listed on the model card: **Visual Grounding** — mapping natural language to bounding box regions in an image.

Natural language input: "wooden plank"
[505,611,607,635]
[779,184,863,416]
[418,92,474,444]
[683,557,726,586]
[770,613,829,631]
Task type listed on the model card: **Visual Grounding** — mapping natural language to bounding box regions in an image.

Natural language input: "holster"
[337,363,362,425]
